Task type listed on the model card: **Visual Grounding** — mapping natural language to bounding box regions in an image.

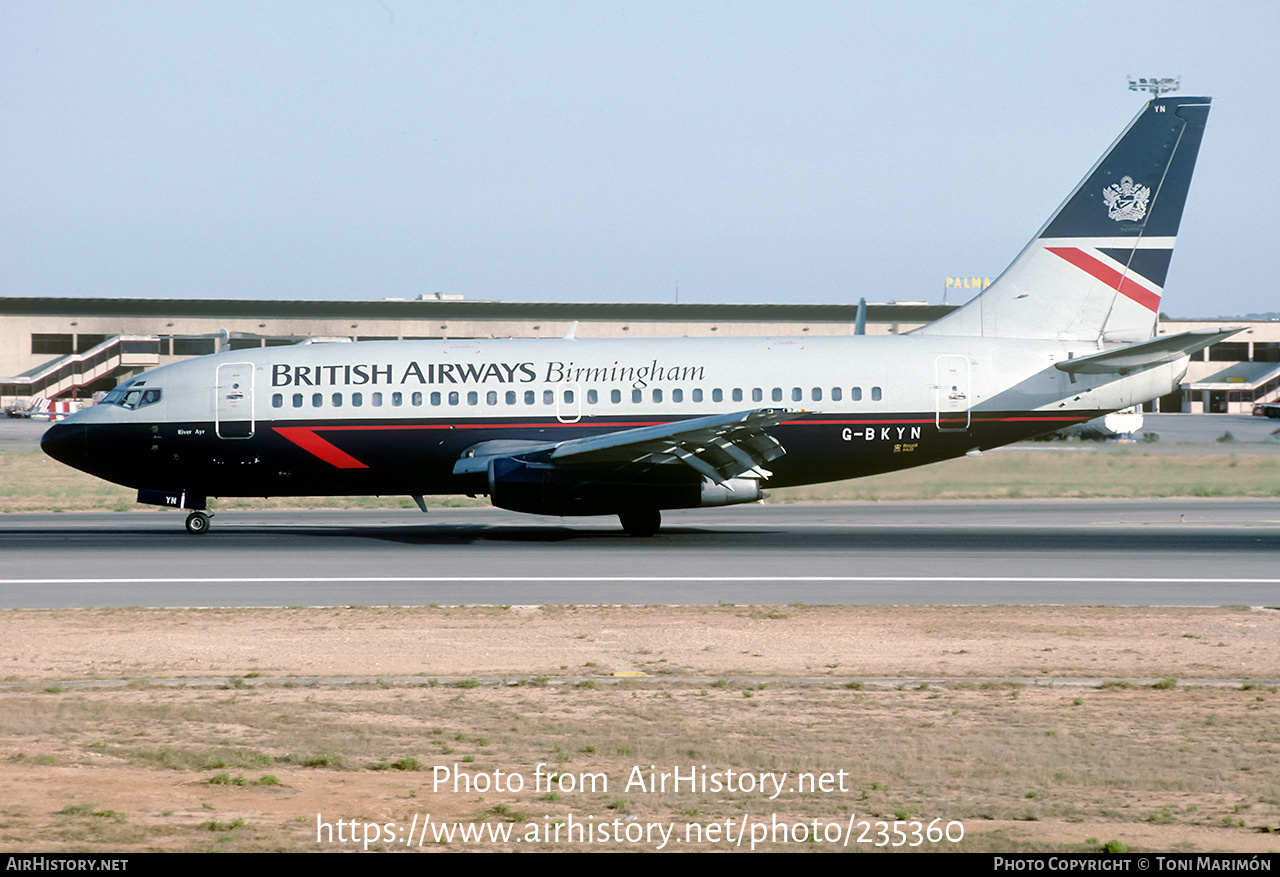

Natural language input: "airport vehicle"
[6,397,81,421]
[1252,402,1280,419]
[42,96,1237,535]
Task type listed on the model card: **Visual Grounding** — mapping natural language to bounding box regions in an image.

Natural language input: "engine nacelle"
[487,456,761,516]
[698,477,764,507]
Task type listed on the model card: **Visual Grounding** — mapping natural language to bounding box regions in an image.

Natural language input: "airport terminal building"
[1,295,1274,415]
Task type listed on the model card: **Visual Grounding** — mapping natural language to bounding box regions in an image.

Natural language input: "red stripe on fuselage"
[275,414,1097,469]
[273,421,671,468]
[1046,247,1161,313]
[273,427,370,469]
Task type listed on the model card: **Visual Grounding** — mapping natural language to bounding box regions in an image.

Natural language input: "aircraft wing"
[1055,327,1245,376]
[453,408,794,484]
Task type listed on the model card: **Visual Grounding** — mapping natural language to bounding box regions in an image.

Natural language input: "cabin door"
[935,355,971,431]
[215,362,255,439]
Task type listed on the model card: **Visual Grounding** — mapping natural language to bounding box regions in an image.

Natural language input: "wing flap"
[549,407,791,483]
[452,408,794,483]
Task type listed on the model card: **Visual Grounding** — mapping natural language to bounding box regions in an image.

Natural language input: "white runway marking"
[5,576,1280,585]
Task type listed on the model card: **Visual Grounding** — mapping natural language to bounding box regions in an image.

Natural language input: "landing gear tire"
[185,511,211,535]
[619,508,661,537]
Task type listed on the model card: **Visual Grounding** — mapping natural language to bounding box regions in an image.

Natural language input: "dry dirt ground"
[1,604,1279,853]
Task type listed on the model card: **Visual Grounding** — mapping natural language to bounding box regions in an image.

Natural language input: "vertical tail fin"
[919,96,1211,341]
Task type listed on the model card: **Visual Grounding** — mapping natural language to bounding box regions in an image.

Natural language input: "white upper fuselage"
[66,333,1185,431]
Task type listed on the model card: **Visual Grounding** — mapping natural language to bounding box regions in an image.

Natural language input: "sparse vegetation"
[11,444,1280,512]
[2,604,1278,852]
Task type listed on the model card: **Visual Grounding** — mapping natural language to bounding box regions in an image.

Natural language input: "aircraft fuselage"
[41,333,1184,504]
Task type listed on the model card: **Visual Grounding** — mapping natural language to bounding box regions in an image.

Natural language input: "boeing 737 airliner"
[42,96,1236,535]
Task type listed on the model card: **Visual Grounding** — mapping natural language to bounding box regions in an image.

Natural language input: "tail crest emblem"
[1102,176,1151,222]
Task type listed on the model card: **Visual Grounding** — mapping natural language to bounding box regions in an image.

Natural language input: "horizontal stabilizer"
[1054,327,1244,376]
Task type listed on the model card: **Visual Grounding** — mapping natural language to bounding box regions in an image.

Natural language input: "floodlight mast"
[1128,76,1181,97]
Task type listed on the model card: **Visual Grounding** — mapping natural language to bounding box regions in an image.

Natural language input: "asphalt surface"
[2,500,1279,609]
[6,413,1280,609]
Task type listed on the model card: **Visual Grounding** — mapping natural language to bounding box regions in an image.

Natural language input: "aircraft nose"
[41,420,90,471]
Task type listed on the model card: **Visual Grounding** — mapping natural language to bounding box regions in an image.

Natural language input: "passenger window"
[652,389,663,403]
[563,389,574,404]
[732,389,743,402]
[293,393,304,408]
[312,393,323,408]
[713,389,723,402]
[272,393,283,408]
[872,386,882,401]
[412,392,423,406]
[543,389,553,405]
[466,391,477,406]
[632,389,642,403]
[524,390,536,405]
[487,391,497,405]
[851,387,862,401]
[692,389,703,402]
[372,392,383,407]
[811,387,822,402]
[351,393,363,407]
[430,391,441,406]
[506,391,517,405]
[672,389,683,403]
[831,387,842,402]
[611,389,621,404]
[332,393,343,407]
[448,391,459,405]
[752,388,763,402]
[391,392,402,407]
[587,389,598,404]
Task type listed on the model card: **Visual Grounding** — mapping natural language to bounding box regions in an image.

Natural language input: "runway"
[3,499,1280,608]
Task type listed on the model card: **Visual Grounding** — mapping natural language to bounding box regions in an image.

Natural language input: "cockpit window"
[103,381,162,410]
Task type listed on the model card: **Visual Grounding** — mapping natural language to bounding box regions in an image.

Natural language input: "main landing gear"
[618,508,661,537]
[185,511,212,535]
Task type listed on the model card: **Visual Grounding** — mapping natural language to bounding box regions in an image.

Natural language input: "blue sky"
[3,1,1276,317]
